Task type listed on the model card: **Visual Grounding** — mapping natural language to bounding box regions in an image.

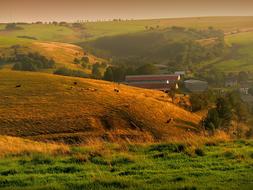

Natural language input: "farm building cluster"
[125,71,253,104]
[125,74,180,91]
[125,73,208,93]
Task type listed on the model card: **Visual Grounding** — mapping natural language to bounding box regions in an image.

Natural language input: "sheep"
[15,84,21,88]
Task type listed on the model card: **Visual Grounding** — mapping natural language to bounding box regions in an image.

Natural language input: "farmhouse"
[125,74,180,91]
[184,79,208,92]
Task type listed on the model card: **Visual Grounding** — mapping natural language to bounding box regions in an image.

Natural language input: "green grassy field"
[0,24,75,45]
[81,17,253,41]
[196,31,253,73]
[2,16,253,45]
[0,140,252,190]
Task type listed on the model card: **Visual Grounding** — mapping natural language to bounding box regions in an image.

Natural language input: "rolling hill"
[0,70,201,144]
[1,17,253,73]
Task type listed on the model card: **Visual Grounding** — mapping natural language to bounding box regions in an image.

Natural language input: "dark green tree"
[103,67,114,81]
[216,97,232,127]
[203,108,221,131]
[92,63,102,79]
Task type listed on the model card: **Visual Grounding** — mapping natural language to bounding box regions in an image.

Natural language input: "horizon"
[1,15,253,24]
[1,0,253,22]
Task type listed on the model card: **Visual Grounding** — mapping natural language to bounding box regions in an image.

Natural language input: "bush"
[54,67,88,78]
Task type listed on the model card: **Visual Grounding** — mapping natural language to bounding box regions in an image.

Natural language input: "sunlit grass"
[0,140,252,190]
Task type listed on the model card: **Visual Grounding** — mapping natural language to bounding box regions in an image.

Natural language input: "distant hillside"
[0,70,201,144]
[1,16,253,73]
[82,27,224,71]
[0,41,105,74]
[196,31,253,72]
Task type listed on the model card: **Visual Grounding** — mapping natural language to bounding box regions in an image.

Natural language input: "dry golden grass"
[0,70,203,144]
[0,135,69,157]
[32,41,105,72]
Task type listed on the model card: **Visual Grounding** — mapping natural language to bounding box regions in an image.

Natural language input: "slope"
[0,70,201,144]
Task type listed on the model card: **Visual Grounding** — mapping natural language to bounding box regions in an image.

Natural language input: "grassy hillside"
[1,17,253,73]
[31,41,105,72]
[195,31,253,73]
[0,140,252,190]
[79,17,253,42]
[2,17,253,45]
[0,70,201,144]
[212,32,253,72]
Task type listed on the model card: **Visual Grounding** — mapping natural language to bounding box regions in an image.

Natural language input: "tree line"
[11,53,55,71]
[203,91,252,133]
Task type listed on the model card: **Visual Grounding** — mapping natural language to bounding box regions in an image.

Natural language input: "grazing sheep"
[15,84,21,88]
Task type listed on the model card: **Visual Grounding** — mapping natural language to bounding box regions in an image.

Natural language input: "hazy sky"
[0,0,253,22]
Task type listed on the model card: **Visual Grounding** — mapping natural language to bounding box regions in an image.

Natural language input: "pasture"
[0,140,252,190]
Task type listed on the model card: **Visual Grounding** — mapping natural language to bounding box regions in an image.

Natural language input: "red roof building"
[125,74,180,90]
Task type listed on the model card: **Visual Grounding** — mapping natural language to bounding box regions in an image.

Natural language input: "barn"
[125,74,181,91]
[184,79,208,92]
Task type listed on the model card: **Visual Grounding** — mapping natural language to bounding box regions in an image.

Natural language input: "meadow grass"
[83,17,253,41]
[0,140,252,190]
[0,24,75,43]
